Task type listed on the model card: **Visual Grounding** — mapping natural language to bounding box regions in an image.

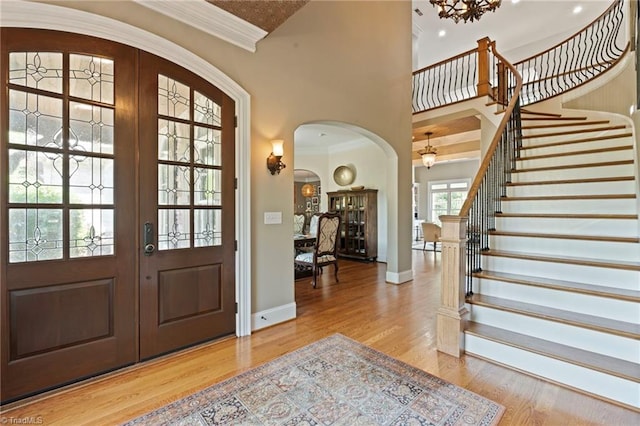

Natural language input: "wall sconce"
[266,139,286,175]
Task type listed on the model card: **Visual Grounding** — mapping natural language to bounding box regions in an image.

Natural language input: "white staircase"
[463,110,640,409]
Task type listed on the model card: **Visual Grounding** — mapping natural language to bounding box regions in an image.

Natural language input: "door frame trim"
[1,1,252,336]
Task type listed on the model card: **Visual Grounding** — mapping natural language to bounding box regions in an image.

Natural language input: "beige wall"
[35,0,414,314]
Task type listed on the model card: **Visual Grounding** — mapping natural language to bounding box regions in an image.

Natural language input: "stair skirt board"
[467,304,638,362]
[487,236,640,262]
[481,256,639,290]
[475,279,639,322]
[494,216,638,237]
[464,334,640,409]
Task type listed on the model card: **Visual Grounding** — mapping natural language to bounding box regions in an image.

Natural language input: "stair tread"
[496,213,638,220]
[489,230,639,244]
[501,193,636,201]
[474,270,640,302]
[506,176,635,186]
[467,294,640,339]
[512,159,633,173]
[517,145,632,161]
[483,249,640,271]
[521,116,588,121]
[520,124,627,139]
[521,120,610,130]
[520,109,563,117]
[520,132,632,150]
[466,322,640,382]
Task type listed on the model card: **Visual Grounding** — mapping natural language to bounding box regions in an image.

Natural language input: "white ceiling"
[295,0,615,155]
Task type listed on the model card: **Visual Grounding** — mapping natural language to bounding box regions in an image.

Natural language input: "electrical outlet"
[264,211,282,225]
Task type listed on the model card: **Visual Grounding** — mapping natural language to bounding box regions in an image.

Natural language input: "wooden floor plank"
[0,252,638,424]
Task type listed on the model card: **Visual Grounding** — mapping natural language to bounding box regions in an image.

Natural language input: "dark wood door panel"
[1,29,137,402]
[138,52,236,361]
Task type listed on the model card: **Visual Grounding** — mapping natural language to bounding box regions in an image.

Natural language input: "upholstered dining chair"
[294,212,341,288]
[294,214,305,234]
[421,222,442,252]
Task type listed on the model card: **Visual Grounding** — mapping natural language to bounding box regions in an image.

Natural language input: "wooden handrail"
[459,44,523,217]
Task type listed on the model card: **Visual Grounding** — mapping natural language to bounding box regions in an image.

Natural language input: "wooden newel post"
[476,37,491,98]
[437,215,469,357]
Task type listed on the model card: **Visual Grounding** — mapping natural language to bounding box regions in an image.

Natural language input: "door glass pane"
[69,102,114,154]
[158,119,190,162]
[9,52,63,93]
[158,164,190,205]
[194,126,221,166]
[9,208,63,262]
[194,168,221,206]
[9,90,63,147]
[8,149,63,204]
[194,91,221,126]
[195,209,221,247]
[450,191,466,213]
[69,156,114,204]
[69,54,114,104]
[69,209,114,257]
[158,209,190,250]
[158,75,190,119]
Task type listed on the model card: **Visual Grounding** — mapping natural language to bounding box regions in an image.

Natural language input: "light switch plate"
[264,211,282,225]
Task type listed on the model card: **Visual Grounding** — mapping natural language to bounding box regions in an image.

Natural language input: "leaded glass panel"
[9,52,63,93]
[9,208,63,262]
[158,209,190,250]
[69,209,114,257]
[158,119,190,162]
[8,149,63,204]
[69,102,114,154]
[194,168,221,206]
[69,54,114,105]
[158,164,190,205]
[158,74,190,119]
[194,209,221,247]
[194,126,221,166]
[194,91,221,126]
[69,156,114,205]
[9,90,63,148]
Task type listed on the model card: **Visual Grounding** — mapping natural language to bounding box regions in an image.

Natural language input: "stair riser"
[501,198,637,215]
[505,180,636,197]
[475,278,638,322]
[520,139,632,157]
[481,255,640,290]
[464,334,640,408]
[517,149,633,170]
[521,128,628,146]
[488,235,640,262]
[468,305,639,362]
[495,217,638,237]
[511,164,635,182]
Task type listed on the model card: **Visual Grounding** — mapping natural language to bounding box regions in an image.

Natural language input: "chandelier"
[418,132,437,169]
[429,0,502,23]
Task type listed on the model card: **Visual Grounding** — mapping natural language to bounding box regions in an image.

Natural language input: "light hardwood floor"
[1,249,638,425]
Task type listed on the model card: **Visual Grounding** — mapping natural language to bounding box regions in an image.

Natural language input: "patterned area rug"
[124,334,504,425]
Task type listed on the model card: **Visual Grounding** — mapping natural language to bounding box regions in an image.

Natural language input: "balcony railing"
[412,0,629,115]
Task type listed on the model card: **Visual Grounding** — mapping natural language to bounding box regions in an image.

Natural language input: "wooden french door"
[138,52,236,360]
[1,29,236,402]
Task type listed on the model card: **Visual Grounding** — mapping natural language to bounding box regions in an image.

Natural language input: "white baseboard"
[386,269,413,284]
[252,302,297,331]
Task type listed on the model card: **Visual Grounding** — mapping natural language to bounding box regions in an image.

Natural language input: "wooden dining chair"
[294,212,341,288]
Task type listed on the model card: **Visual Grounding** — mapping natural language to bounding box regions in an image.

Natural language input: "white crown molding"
[133,0,267,53]
[1,0,253,337]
